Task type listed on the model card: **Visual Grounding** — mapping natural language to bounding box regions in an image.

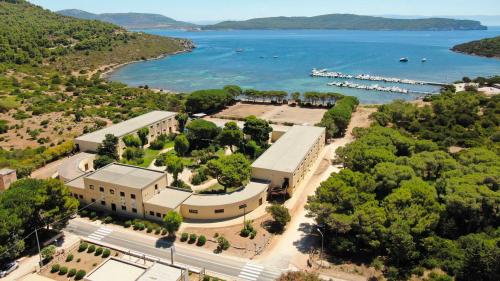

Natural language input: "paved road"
[66,220,282,281]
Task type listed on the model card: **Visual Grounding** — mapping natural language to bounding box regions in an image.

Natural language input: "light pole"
[34,228,43,267]
[316,228,324,268]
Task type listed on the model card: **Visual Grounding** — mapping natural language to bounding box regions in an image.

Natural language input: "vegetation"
[307,92,500,280]
[162,210,183,237]
[218,122,244,152]
[317,96,359,138]
[186,119,221,149]
[0,178,78,263]
[185,89,234,114]
[165,154,185,187]
[276,271,321,281]
[204,14,486,31]
[207,153,251,193]
[243,116,273,146]
[266,204,291,232]
[216,236,230,252]
[452,36,500,58]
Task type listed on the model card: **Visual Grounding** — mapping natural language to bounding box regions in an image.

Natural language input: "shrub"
[90,211,97,219]
[149,139,165,150]
[217,236,230,251]
[65,254,74,262]
[147,226,153,233]
[76,258,81,263]
[79,209,89,217]
[134,222,145,231]
[58,266,68,275]
[95,247,103,256]
[124,220,132,228]
[102,249,111,258]
[154,227,161,235]
[188,233,197,244]
[203,276,210,281]
[75,270,86,280]
[51,264,60,273]
[87,244,96,253]
[161,229,167,235]
[103,216,113,224]
[68,268,77,277]
[78,242,88,252]
[180,232,189,242]
[197,235,207,246]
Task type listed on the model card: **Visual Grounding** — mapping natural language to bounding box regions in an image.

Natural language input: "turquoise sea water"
[108,29,500,104]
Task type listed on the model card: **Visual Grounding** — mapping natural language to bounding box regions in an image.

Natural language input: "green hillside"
[204,14,487,31]
[57,9,197,29]
[0,0,192,70]
[452,36,500,58]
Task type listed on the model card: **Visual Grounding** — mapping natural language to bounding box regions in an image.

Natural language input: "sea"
[108,28,500,104]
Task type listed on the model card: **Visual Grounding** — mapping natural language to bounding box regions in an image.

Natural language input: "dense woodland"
[452,36,500,58]
[307,91,500,280]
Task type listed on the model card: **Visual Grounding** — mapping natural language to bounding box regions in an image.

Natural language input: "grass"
[198,183,241,194]
[139,148,164,168]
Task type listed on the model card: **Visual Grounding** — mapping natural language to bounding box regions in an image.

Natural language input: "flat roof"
[184,181,268,207]
[0,168,15,175]
[137,263,182,281]
[66,175,85,190]
[58,152,96,181]
[251,125,325,173]
[86,163,165,190]
[86,259,146,281]
[76,111,176,143]
[145,188,192,209]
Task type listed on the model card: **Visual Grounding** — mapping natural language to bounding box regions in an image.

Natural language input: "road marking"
[87,227,113,241]
[238,263,264,281]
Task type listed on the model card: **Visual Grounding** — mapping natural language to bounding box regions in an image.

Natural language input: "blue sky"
[29,0,500,22]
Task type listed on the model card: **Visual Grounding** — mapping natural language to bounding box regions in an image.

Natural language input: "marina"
[311,68,448,86]
[327,81,432,94]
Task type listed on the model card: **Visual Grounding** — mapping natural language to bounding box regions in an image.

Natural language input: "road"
[65,220,283,281]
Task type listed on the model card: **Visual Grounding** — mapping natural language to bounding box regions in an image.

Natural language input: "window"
[99,187,104,192]
[79,195,83,199]
[120,192,125,197]
[121,206,126,211]
[156,213,161,218]
[239,204,247,209]
[131,194,136,199]
[91,198,96,203]
[189,209,198,214]
[101,201,106,206]
[110,189,115,195]
[259,198,263,205]
[215,209,224,214]
[149,211,154,216]
[155,184,158,190]
[89,185,94,190]
[132,208,137,213]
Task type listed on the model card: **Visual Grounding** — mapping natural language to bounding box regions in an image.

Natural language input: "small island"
[452,36,500,58]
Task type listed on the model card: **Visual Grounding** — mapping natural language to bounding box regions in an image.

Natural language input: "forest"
[307,91,499,280]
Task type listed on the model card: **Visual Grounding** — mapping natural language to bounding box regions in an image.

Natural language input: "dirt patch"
[182,214,274,258]
[40,243,122,281]
[214,103,327,125]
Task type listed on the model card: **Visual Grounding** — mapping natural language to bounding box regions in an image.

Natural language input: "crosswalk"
[238,262,264,281]
[87,227,113,241]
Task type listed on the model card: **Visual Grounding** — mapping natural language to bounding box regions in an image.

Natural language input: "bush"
[134,222,145,231]
[188,233,197,244]
[58,266,68,275]
[51,264,60,273]
[149,139,165,150]
[68,268,77,277]
[161,229,167,235]
[95,247,103,256]
[197,235,207,246]
[102,249,111,258]
[87,244,96,253]
[124,220,132,228]
[103,216,113,224]
[217,236,230,251]
[154,227,161,235]
[65,254,74,262]
[90,211,97,219]
[203,276,210,281]
[180,232,189,242]
[75,270,86,280]
[76,258,81,263]
[147,226,153,233]
[78,242,88,252]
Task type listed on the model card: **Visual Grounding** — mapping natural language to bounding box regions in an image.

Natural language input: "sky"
[29,0,500,22]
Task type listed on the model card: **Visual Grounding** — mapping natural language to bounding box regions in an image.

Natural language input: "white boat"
[421,58,427,62]
[400,57,409,62]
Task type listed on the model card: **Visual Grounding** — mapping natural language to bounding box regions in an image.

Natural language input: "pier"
[327,81,432,95]
[311,69,448,86]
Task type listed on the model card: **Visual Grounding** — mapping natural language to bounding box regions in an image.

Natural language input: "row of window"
[89,185,137,199]
[148,211,165,218]
[90,198,138,213]
[187,202,257,215]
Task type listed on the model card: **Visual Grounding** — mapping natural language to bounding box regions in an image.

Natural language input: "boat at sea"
[421,58,427,62]
[236,48,244,52]
[400,57,409,62]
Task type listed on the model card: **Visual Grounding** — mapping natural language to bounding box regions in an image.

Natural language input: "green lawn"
[198,182,241,194]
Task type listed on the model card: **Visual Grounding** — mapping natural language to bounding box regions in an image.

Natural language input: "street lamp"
[316,228,324,268]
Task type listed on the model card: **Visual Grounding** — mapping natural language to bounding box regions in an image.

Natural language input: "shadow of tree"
[262,220,285,234]
[154,236,175,249]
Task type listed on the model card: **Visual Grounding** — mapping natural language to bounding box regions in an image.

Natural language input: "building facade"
[0,168,17,191]
[75,111,178,157]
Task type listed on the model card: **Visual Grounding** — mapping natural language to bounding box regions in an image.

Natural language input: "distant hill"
[203,14,487,31]
[57,9,197,29]
[452,36,500,58]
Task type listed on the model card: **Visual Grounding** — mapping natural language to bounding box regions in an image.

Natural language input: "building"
[251,125,326,195]
[0,168,17,191]
[75,111,177,156]
[85,258,184,281]
[66,163,168,218]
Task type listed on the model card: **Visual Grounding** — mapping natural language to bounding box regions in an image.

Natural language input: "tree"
[165,155,184,187]
[266,204,291,231]
[137,127,149,147]
[41,245,56,261]
[372,162,415,198]
[185,119,220,149]
[175,113,188,133]
[93,155,114,169]
[162,210,183,237]
[218,122,243,152]
[174,134,190,156]
[96,134,119,160]
[243,116,272,146]
[122,134,141,147]
[223,85,242,98]
[185,89,234,113]
[207,153,251,192]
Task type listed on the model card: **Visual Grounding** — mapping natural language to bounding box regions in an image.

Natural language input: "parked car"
[0,261,19,278]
